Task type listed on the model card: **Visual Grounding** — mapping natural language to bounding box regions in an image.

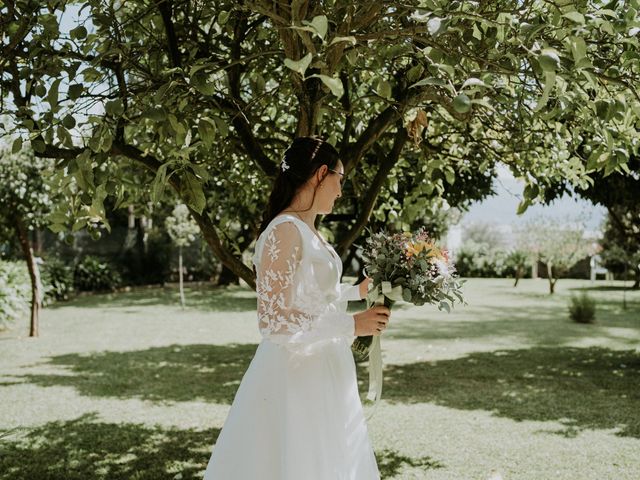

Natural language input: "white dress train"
[203,214,380,479]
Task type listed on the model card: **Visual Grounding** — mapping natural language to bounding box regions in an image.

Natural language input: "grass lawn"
[0,278,638,480]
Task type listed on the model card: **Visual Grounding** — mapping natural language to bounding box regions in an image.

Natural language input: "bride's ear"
[315,164,328,184]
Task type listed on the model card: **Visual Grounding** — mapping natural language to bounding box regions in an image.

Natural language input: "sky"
[460,164,606,231]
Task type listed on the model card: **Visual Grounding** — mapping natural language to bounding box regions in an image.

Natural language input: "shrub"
[455,241,508,277]
[0,260,30,328]
[569,293,596,324]
[74,255,121,292]
[42,257,74,303]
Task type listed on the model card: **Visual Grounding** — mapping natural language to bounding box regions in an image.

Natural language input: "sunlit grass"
[0,278,638,479]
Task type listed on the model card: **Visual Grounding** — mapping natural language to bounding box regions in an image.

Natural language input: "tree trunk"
[633,264,640,290]
[217,265,240,286]
[14,216,41,337]
[547,262,556,294]
[188,208,256,290]
[513,267,522,287]
[178,245,185,308]
[336,128,408,257]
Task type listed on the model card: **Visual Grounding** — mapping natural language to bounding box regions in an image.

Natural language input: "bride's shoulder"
[258,215,307,244]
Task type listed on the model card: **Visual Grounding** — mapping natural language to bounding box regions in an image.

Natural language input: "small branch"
[156,0,182,68]
[336,126,409,256]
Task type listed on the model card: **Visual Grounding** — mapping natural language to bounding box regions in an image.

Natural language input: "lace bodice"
[252,214,361,353]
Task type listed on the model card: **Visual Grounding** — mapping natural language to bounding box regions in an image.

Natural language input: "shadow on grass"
[0,413,218,480]
[47,285,257,312]
[389,301,640,346]
[376,449,444,478]
[373,346,640,438]
[568,285,640,293]
[0,414,439,480]
[20,344,259,404]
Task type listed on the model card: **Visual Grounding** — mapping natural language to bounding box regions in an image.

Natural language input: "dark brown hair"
[258,137,340,236]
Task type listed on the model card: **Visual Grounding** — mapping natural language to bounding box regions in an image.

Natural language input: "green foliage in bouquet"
[352,229,464,359]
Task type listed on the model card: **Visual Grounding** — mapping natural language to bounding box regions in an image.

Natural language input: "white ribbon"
[364,283,404,418]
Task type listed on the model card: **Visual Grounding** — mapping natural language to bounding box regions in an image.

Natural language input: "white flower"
[281,159,290,172]
[434,259,449,276]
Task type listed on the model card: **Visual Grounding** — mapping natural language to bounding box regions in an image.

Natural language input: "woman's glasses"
[328,168,345,186]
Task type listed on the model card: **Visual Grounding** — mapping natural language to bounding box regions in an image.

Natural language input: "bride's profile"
[203,136,391,479]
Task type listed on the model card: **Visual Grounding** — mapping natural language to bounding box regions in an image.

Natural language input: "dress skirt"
[203,337,380,480]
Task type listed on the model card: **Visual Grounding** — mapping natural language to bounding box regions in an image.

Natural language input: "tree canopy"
[1,0,639,287]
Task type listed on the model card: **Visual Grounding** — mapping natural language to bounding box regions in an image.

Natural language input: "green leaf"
[472,24,482,40]
[308,74,344,98]
[183,172,206,214]
[377,80,392,99]
[535,71,556,111]
[105,99,124,116]
[284,53,312,76]
[155,81,173,103]
[62,114,76,129]
[410,77,446,88]
[68,83,83,100]
[213,116,229,137]
[191,72,216,96]
[70,25,88,40]
[570,36,587,63]
[151,163,169,203]
[198,118,216,148]
[218,11,230,25]
[328,36,356,46]
[461,77,489,90]
[309,15,328,40]
[538,48,561,72]
[47,78,61,109]
[11,137,22,154]
[444,168,455,185]
[516,199,530,215]
[563,11,585,24]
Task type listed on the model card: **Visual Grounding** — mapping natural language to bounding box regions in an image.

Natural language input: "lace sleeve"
[256,221,354,351]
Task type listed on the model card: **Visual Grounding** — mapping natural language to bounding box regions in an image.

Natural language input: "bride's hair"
[258,136,340,236]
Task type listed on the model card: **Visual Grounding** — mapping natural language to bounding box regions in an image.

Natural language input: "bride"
[203,136,391,479]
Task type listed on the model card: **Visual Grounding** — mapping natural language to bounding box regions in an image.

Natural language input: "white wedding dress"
[203,214,380,480]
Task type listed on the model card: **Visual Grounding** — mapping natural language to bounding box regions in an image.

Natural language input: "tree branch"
[336,126,408,256]
[156,0,182,68]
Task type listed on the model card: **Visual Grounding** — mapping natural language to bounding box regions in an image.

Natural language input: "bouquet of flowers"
[352,228,464,402]
[353,228,464,358]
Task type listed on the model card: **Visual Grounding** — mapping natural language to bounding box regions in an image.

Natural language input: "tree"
[600,210,640,289]
[165,203,199,307]
[546,156,640,288]
[1,0,639,290]
[505,250,528,287]
[519,217,592,294]
[0,147,56,336]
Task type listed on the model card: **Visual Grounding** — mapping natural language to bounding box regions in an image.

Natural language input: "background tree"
[1,0,639,289]
[505,250,528,287]
[600,210,640,289]
[546,155,640,288]
[520,217,592,294]
[165,203,200,308]
[0,147,56,336]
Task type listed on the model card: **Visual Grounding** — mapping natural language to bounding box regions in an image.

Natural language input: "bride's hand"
[358,277,372,299]
[353,305,390,336]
